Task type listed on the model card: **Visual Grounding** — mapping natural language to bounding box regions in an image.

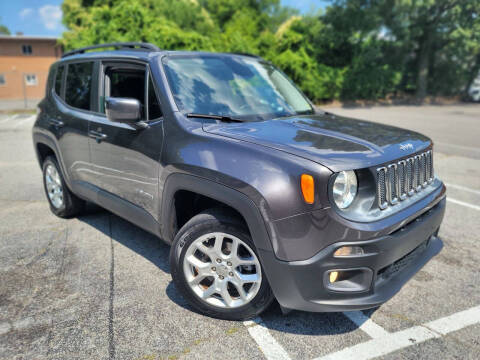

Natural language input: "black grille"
[378,240,429,280]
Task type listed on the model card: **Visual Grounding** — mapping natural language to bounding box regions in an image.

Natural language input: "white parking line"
[314,305,480,360]
[343,311,389,338]
[435,142,480,152]
[0,114,17,124]
[13,115,36,129]
[447,198,480,211]
[426,306,480,334]
[445,183,480,196]
[244,317,291,360]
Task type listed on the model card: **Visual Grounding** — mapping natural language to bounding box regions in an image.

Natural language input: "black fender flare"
[160,173,273,253]
[32,131,72,185]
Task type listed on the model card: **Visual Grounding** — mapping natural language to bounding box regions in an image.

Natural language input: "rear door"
[50,61,94,184]
[87,61,164,219]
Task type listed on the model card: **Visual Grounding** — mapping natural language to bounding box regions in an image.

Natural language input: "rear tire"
[42,156,85,218]
[170,208,274,320]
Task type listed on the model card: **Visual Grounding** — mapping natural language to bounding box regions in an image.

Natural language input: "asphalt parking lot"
[1,105,479,360]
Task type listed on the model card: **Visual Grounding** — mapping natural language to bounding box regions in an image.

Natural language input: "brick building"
[0,35,62,109]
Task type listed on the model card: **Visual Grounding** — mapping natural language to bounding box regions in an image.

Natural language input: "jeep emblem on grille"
[400,143,413,151]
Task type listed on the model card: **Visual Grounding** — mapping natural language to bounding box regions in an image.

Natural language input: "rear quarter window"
[65,62,93,111]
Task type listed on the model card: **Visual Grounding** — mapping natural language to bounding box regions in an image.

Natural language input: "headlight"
[333,170,358,209]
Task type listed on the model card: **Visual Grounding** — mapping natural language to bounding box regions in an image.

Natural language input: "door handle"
[89,130,107,142]
[48,119,64,128]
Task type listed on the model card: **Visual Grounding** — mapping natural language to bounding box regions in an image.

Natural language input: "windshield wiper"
[186,113,244,123]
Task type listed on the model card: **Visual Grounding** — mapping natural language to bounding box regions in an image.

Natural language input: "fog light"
[329,271,339,283]
[325,268,373,292]
[334,246,364,257]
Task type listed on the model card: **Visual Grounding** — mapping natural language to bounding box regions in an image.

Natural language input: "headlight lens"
[333,170,358,209]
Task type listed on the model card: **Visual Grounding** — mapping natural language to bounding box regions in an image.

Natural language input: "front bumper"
[259,194,446,312]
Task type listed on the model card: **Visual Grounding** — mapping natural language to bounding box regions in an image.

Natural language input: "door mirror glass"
[105,97,141,124]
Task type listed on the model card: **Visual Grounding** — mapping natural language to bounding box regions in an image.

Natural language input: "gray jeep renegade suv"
[33,42,446,320]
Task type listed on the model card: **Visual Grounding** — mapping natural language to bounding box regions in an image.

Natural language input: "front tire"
[169,208,274,320]
[42,156,85,218]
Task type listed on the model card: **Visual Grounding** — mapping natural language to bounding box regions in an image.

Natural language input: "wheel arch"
[160,173,273,253]
[33,132,71,186]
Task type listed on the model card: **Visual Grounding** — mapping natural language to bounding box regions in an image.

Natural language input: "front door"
[87,61,164,219]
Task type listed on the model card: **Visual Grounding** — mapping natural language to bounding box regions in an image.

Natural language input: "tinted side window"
[65,62,93,110]
[104,67,145,116]
[148,75,162,120]
[55,65,64,96]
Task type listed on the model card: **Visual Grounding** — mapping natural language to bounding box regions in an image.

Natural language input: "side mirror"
[105,97,141,124]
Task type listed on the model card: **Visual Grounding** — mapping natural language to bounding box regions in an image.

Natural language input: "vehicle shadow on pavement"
[78,208,171,274]
[258,303,380,336]
[78,208,380,335]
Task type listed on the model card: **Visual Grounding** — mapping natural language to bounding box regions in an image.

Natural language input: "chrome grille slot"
[421,153,428,187]
[414,155,422,191]
[376,149,434,209]
[387,164,398,204]
[397,160,407,200]
[377,167,388,210]
[426,150,433,183]
[406,158,415,196]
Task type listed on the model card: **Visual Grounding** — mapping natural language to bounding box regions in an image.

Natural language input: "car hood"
[202,113,431,172]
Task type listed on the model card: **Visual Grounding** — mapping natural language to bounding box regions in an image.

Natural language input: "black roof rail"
[229,52,261,58]
[62,42,160,58]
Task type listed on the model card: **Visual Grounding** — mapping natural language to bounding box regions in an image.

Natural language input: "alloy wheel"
[45,164,64,209]
[182,232,262,308]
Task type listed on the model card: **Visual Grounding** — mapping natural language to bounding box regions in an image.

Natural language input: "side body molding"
[160,173,273,253]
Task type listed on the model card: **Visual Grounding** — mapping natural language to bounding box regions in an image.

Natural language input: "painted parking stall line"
[316,326,438,360]
[436,141,480,152]
[447,198,480,211]
[13,115,36,129]
[243,317,291,360]
[343,311,389,338]
[314,305,480,360]
[426,305,480,335]
[445,183,480,196]
[0,114,18,124]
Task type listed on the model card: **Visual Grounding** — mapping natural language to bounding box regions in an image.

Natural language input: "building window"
[0,74,5,86]
[25,74,38,86]
[22,44,33,55]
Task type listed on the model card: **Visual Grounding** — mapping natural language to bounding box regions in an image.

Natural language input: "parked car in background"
[32,43,446,320]
[469,88,480,102]
[468,74,480,102]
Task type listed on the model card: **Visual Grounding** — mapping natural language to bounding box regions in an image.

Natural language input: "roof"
[0,35,59,41]
[58,50,264,65]
[55,41,263,63]
[59,49,161,62]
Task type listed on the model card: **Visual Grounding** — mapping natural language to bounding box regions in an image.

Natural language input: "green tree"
[375,0,480,99]
[0,17,10,35]
[60,0,480,102]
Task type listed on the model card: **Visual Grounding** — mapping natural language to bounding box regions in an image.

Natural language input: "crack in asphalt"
[108,215,116,360]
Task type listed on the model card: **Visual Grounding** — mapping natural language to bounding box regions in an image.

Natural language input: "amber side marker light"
[301,174,315,204]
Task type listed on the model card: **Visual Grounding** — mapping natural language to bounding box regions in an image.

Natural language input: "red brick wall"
[0,39,62,100]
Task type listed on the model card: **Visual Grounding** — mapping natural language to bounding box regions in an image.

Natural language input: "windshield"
[162,55,314,120]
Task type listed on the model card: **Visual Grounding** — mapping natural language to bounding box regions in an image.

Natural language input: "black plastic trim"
[161,173,273,252]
